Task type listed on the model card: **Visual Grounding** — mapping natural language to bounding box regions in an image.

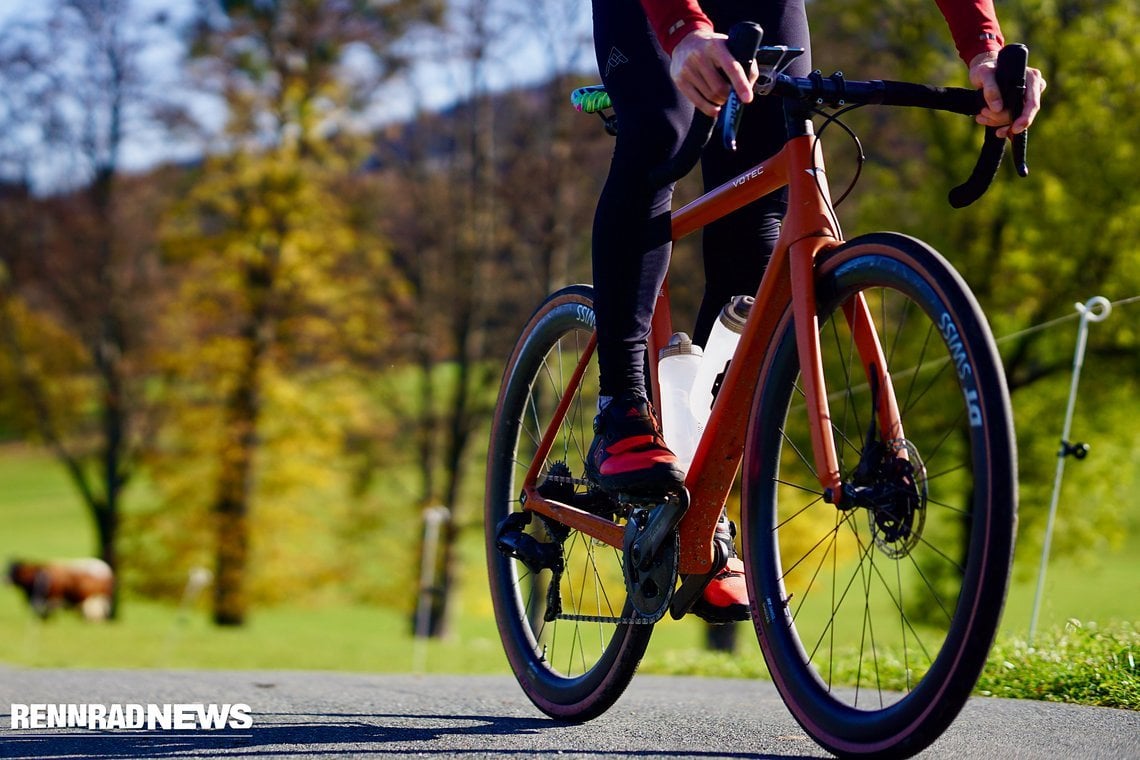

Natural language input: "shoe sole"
[690,600,751,624]
[587,463,686,498]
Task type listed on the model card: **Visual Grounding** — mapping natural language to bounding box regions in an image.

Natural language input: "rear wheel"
[485,285,650,721]
[744,234,1016,757]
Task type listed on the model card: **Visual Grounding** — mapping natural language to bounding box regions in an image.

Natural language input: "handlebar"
[649,22,1032,208]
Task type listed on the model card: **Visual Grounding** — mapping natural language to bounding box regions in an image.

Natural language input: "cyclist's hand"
[671,29,758,117]
[969,51,1046,139]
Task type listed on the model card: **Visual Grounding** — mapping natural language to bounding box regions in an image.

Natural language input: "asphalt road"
[1,668,1137,759]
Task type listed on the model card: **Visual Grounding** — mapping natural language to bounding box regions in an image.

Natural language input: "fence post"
[413,506,451,671]
[1028,296,1112,645]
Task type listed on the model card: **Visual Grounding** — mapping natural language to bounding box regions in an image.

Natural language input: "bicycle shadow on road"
[1,711,815,759]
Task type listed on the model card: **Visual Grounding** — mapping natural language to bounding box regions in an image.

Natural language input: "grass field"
[0,443,1135,709]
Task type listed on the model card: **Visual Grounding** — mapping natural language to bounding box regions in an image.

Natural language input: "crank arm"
[627,489,689,571]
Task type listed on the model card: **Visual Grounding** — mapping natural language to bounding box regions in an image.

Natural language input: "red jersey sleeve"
[641,0,1002,64]
[936,0,1004,64]
[639,0,714,56]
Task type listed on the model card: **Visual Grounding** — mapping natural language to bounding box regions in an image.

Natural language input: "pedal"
[495,512,563,575]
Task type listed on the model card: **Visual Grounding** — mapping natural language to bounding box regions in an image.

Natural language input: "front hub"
[841,439,927,558]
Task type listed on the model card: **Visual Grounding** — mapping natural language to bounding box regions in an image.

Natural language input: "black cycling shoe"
[585,392,686,497]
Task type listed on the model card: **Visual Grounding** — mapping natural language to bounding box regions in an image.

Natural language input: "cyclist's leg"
[588,0,688,494]
[694,0,812,345]
[590,0,689,401]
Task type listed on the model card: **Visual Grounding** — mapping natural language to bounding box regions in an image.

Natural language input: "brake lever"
[721,22,763,152]
[948,44,1030,208]
[999,45,1030,177]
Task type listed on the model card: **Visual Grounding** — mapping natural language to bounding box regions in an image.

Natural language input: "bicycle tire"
[743,233,1016,758]
[485,284,651,722]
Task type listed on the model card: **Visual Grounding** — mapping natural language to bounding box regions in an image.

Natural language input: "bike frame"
[520,120,904,576]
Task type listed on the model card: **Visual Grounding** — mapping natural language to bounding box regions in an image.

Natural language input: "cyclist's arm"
[934,0,1004,65]
[639,1,754,117]
[934,0,1045,138]
[638,0,713,56]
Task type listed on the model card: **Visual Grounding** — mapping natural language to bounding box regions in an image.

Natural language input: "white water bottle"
[690,295,754,424]
[657,332,703,471]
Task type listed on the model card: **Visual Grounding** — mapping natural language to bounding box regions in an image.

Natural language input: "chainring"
[622,510,679,621]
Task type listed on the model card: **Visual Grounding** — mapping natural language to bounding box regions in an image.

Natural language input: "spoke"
[863,550,937,669]
[900,347,955,420]
[831,417,864,466]
[524,389,543,452]
[788,509,862,628]
[585,540,618,620]
[804,521,877,666]
[774,489,827,532]
[780,509,856,583]
[924,493,969,516]
[850,522,883,709]
[555,337,566,463]
[780,423,819,481]
[829,308,861,460]
[906,552,957,625]
[921,409,970,471]
[885,291,915,374]
[925,460,969,484]
[900,319,936,416]
[829,509,840,689]
[914,533,967,575]
[572,535,595,671]
[774,477,825,497]
[896,549,910,690]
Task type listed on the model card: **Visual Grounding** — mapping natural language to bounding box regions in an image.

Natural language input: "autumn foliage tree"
[161,0,440,625]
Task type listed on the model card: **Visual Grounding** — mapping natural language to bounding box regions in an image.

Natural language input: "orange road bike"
[486,23,1026,758]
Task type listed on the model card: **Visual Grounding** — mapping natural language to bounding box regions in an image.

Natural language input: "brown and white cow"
[6,558,114,621]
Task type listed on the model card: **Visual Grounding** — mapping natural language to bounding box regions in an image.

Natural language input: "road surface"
[1,668,1137,758]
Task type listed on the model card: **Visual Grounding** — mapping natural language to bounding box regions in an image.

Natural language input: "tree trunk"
[212,364,259,626]
[212,259,274,627]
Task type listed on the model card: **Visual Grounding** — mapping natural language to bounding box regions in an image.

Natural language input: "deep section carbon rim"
[745,235,1015,757]
[485,286,650,721]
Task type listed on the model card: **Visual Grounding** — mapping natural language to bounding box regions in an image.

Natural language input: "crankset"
[621,489,688,621]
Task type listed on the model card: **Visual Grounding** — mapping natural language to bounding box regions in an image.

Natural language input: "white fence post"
[413,506,451,671]
[1028,296,1112,645]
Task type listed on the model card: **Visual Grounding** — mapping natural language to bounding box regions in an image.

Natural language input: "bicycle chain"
[541,473,592,488]
[555,611,662,625]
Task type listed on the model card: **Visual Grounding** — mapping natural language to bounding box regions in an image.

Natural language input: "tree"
[0,0,195,617]
[174,0,441,625]
[371,0,599,637]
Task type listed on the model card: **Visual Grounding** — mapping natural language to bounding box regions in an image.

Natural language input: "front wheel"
[744,233,1017,758]
[485,285,650,722]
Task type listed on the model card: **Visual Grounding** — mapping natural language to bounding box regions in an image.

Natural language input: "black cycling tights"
[590,0,811,400]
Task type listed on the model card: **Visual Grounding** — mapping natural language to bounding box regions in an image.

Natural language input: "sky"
[0,0,596,185]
